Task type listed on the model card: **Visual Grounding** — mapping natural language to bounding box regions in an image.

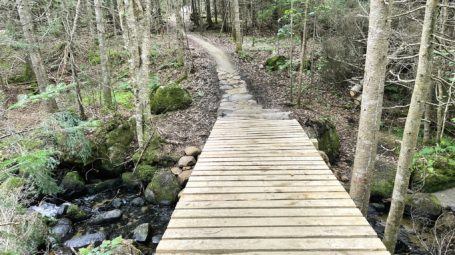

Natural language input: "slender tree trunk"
[16,0,58,112]
[296,0,309,107]
[94,0,113,109]
[349,0,392,216]
[206,0,213,28]
[117,0,129,50]
[214,0,218,24]
[423,88,433,144]
[383,0,439,252]
[232,0,242,52]
[108,0,118,35]
[175,0,186,66]
[436,0,448,141]
[85,0,97,43]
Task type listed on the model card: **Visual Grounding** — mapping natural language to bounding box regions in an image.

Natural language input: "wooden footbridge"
[156,118,389,254]
[156,35,389,254]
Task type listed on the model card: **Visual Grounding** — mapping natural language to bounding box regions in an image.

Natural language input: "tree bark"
[206,0,213,28]
[232,0,242,52]
[214,0,218,24]
[349,0,392,216]
[85,0,97,43]
[94,0,113,109]
[383,0,439,252]
[16,0,58,112]
[174,0,186,66]
[296,0,309,107]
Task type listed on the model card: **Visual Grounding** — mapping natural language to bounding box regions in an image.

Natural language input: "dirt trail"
[188,34,289,120]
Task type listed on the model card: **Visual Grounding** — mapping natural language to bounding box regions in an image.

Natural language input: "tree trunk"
[116,0,129,50]
[349,0,392,216]
[85,0,97,43]
[214,0,218,24]
[423,87,433,144]
[296,0,309,107]
[232,0,242,52]
[94,0,113,109]
[206,0,213,28]
[16,0,58,112]
[108,0,118,35]
[383,0,439,252]
[175,0,186,66]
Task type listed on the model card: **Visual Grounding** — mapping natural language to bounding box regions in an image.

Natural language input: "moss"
[7,61,34,84]
[317,120,340,162]
[370,160,397,199]
[60,171,85,196]
[132,134,162,165]
[1,176,25,191]
[121,172,141,188]
[150,85,192,114]
[135,164,157,182]
[114,90,134,109]
[405,193,442,220]
[147,170,181,204]
[66,204,87,221]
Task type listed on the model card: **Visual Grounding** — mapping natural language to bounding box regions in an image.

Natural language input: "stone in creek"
[89,209,123,225]
[178,156,196,167]
[144,188,156,204]
[133,223,150,242]
[151,234,162,244]
[111,198,123,208]
[64,232,106,248]
[29,202,60,218]
[51,218,73,242]
[131,197,145,207]
[177,170,192,186]
[182,166,193,171]
[171,167,182,175]
[184,146,201,157]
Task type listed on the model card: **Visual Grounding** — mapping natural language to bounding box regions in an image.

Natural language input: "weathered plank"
[179,192,350,201]
[175,199,356,209]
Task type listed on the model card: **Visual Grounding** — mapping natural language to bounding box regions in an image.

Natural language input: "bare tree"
[174,0,187,66]
[383,0,440,252]
[232,0,242,52]
[94,0,113,109]
[16,0,58,112]
[349,0,392,215]
[296,0,309,107]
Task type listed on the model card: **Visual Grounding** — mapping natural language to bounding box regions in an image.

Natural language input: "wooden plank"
[199,152,321,157]
[189,175,337,181]
[180,192,350,201]
[157,252,391,255]
[166,217,371,228]
[190,170,333,176]
[193,165,330,170]
[194,161,329,166]
[156,238,387,252]
[171,208,362,218]
[175,199,356,209]
[182,186,345,194]
[202,147,317,151]
[162,226,377,239]
[185,180,341,187]
[197,157,323,162]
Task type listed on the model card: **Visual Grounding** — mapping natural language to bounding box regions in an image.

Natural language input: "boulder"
[132,223,150,242]
[177,170,192,186]
[121,172,141,189]
[29,202,60,218]
[171,167,183,175]
[51,218,73,242]
[146,170,181,204]
[89,209,123,225]
[316,120,340,163]
[131,197,145,207]
[412,152,455,193]
[150,85,192,114]
[64,232,106,248]
[134,164,157,182]
[59,171,86,198]
[131,134,162,165]
[184,146,201,157]
[65,204,88,222]
[144,188,156,204]
[178,156,196,168]
[405,193,442,220]
[86,178,122,195]
[111,198,123,209]
[371,159,397,200]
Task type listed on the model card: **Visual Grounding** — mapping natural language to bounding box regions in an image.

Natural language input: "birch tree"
[94,0,113,109]
[383,0,440,252]
[232,0,242,52]
[174,0,187,66]
[349,0,392,215]
[16,0,59,112]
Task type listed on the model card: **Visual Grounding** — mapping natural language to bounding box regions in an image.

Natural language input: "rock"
[184,146,201,157]
[65,204,88,222]
[146,170,181,204]
[132,223,150,242]
[111,198,123,208]
[121,172,141,189]
[64,232,106,248]
[51,218,73,242]
[134,164,157,182]
[371,159,397,200]
[405,193,442,221]
[30,202,60,218]
[340,175,349,182]
[182,166,193,171]
[0,176,25,192]
[151,234,162,244]
[144,188,157,204]
[318,151,330,165]
[178,156,196,167]
[110,239,142,254]
[412,149,455,192]
[90,209,123,225]
[86,178,122,194]
[434,187,455,211]
[131,197,145,207]
[171,167,182,175]
[59,171,86,198]
[316,119,340,163]
[131,134,163,165]
[57,203,70,217]
[264,55,286,71]
[150,85,192,114]
[177,170,192,186]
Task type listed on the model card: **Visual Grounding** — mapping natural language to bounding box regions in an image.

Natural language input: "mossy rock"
[1,176,25,191]
[66,204,88,222]
[315,119,340,163]
[370,159,397,200]
[59,171,86,198]
[150,85,192,114]
[412,156,455,193]
[132,134,162,165]
[405,193,442,220]
[121,172,141,189]
[135,164,157,182]
[7,61,34,84]
[264,55,286,71]
[146,170,181,204]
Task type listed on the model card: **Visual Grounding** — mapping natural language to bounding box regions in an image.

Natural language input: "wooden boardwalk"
[156,118,389,254]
